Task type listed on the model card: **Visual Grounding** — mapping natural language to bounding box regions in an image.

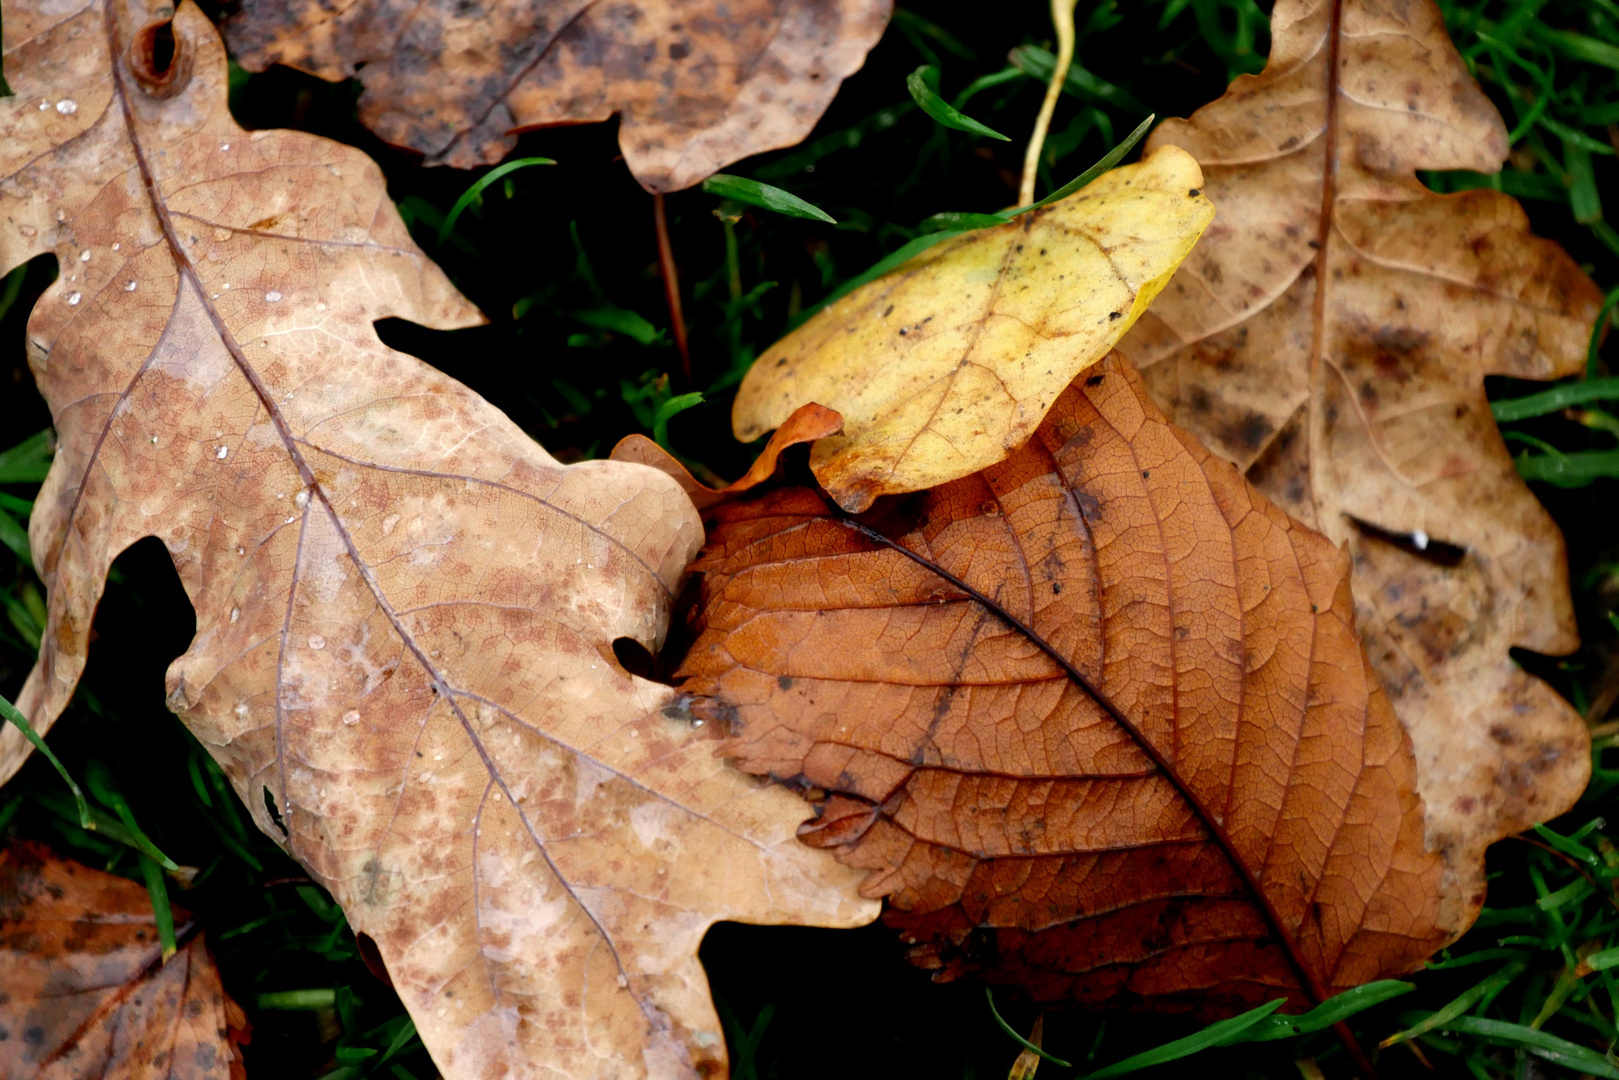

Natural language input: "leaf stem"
[1019,0,1080,205]
[652,193,692,383]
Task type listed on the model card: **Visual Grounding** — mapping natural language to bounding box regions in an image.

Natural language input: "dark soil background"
[2,1,1617,1077]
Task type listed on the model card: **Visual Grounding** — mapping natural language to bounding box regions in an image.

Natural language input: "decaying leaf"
[1118,0,1602,932]
[0,841,247,1079]
[0,4,874,1077]
[684,353,1446,1013]
[732,147,1214,513]
[224,0,892,189]
[611,402,843,510]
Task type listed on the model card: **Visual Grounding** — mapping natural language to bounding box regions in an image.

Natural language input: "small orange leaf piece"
[224,0,893,189]
[0,842,247,1079]
[1120,0,1601,932]
[682,354,1447,1012]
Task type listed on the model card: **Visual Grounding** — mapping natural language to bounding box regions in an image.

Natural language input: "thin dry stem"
[1019,0,1080,205]
[653,193,692,382]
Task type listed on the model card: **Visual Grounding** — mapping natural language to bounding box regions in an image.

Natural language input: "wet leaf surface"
[0,3,874,1076]
[1119,0,1603,934]
[684,353,1447,1013]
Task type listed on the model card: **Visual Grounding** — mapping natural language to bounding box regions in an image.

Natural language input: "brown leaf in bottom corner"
[1119,0,1602,935]
[0,842,247,1079]
[680,353,1446,1013]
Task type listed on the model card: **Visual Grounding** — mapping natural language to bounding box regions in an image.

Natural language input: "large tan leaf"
[732,147,1214,513]
[0,841,247,1080]
[224,0,892,189]
[0,3,874,1077]
[684,354,1447,1013]
[1118,0,1602,930]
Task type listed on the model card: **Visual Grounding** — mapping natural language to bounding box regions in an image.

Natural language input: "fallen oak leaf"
[224,0,893,190]
[1118,0,1601,935]
[0,841,248,1080]
[731,146,1214,513]
[684,353,1447,1014]
[0,3,874,1077]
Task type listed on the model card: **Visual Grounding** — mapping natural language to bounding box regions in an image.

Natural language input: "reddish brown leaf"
[0,842,247,1079]
[224,0,893,189]
[1119,0,1602,928]
[680,353,1446,1013]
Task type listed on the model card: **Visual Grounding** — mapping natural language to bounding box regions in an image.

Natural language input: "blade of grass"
[1517,449,1619,486]
[1380,960,1528,1047]
[701,174,838,223]
[987,987,1072,1068]
[1221,980,1416,1043]
[906,65,1011,140]
[0,429,53,484]
[138,851,178,959]
[436,157,554,248]
[1419,1014,1619,1077]
[0,693,91,828]
[1493,377,1619,421]
[1084,999,1286,1078]
[84,759,178,870]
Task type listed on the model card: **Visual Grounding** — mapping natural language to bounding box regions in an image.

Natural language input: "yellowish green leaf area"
[732,145,1214,512]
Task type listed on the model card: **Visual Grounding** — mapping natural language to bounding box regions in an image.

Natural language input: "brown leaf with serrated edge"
[1118,0,1600,934]
[223,0,892,189]
[0,841,248,1079]
[681,353,1446,1014]
[0,4,875,1078]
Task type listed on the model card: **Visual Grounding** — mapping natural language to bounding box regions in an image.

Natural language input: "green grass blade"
[652,392,704,449]
[436,157,555,247]
[1381,960,1527,1047]
[906,65,1011,141]
[0,264,26,324]
[259,989,340,1010]
[791,229,972,327]
[1516,449,1619,487]
[951,66,1023,111]
[574,306,663,345]
[0,429,53,484]
[985,988,1072,1068]
[701,174,837,223]
[1426,1015,1619,1077]
[0,507,31,568]
[1224,980,1415,1043]
[1009,113,1156,215]
[0,693,92,828]
[85,759,179,870]
[1493,377,1619,421]
[138,852,178,959]
[1084,999,1285,1077]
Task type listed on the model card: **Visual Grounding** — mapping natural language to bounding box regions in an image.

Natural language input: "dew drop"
[229,606,240,623]
[265,290,282,302]
[55,209,65,222]
[78,249,90,262]
[66,291,81,305]
[616,975,628,988]
[285,515,295,524]
[150,435,158,445]
[223,282,230,289]
[295,490,310,508]
[342,709,361,726]
[219,142,231,152]
[111,242,120,251]
[234,702,249,718]
[37,100,48,111]
[1412,529,1430,551]
[216,446,228,459]
[308,634,325,650]
[55,99,77,115]
[236,546,246,556]
[124,280,137,291]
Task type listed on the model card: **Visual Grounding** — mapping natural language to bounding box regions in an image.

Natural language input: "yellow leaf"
[732,145,1214,512]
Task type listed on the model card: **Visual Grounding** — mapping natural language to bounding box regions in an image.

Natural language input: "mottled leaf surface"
[0,842,247,1080]
[225,0,893,189]
[684,354,1446,1013]
[1119,0,1601,933]
[0,3,874,1077]
[732,148,1213,512]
